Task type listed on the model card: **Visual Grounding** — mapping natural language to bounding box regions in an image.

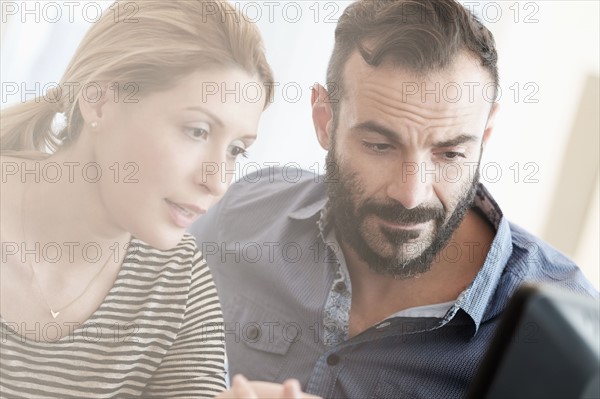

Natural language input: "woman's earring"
[90,121,98,129]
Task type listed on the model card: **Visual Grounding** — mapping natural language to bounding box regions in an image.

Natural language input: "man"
[191,1,597,398]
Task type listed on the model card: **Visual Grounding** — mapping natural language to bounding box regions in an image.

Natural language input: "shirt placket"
[317,208,353,347]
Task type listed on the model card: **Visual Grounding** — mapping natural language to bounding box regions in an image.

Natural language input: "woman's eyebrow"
[183,106,224,128]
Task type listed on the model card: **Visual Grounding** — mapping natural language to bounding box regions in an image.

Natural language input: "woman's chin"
[135,230,187,251]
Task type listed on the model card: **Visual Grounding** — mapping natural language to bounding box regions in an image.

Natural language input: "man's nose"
[386,161,434,209]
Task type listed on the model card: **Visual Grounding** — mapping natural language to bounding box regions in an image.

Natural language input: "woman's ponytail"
[1,88,65,158]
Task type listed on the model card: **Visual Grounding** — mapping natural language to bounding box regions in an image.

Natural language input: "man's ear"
[77,84,112,126]
[482,102,500,149]
[311,84,334,151]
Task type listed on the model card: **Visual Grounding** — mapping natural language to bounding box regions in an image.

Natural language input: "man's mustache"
[359,202,445,224]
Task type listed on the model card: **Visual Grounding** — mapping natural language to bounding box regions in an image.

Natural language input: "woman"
[0,1,287,397]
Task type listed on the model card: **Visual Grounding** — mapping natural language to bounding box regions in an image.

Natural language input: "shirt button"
[334,282,346,293]
[327,354,340,366]
[246,325,260,341]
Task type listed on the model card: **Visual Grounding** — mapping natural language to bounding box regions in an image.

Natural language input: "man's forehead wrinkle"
[360,78,475,112]
[359,91,429,128]
[357,82,476,130]
[426,121,469,133]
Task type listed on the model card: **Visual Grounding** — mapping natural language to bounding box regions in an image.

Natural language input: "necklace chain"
[27,252,112,319]
[21,183,114,319]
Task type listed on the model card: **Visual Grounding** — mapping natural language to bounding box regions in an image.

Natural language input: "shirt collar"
[454,214,513,336]
[436,184,514,336]
[288,180,328,220]
[288,198,327,220]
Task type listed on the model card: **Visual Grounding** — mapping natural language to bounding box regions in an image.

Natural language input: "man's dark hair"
[326,0,498,125]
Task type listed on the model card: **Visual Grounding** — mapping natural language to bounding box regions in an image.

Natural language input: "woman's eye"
[228,139,248,159]
[229,146,248,159]
[183,126,210,141]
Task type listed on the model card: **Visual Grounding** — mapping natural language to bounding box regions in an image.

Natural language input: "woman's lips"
[165,199,206,228]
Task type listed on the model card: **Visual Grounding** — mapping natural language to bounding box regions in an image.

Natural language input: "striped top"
[0,234,226,398]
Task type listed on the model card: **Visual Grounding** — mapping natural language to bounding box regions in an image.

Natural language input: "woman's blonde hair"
[1,0,274,157]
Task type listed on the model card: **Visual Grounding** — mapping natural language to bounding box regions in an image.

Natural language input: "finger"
[231,374,258,399]
[282,379,302,399]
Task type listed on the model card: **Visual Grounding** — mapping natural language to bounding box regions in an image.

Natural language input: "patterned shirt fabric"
[0,234,226,398]
[190,167,598,399]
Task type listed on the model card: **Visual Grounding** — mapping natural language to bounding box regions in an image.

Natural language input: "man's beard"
[325,144,480,279]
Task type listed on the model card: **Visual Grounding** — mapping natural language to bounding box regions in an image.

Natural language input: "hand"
[214,374,322,399]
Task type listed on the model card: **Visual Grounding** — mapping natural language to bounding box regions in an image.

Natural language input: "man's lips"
[375,215,431,230]
[165,199,206,228]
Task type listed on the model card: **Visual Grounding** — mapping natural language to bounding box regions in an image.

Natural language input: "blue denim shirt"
[190,168,598,399]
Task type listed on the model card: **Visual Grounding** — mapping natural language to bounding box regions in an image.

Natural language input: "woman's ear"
[77,84,111,127]
[311,84,334,151]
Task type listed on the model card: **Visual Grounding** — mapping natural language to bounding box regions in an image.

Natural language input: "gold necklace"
[21,183,113,319]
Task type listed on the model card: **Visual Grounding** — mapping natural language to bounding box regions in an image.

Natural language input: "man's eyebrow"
[351,121,399,141]
[183,106,224,128]
[351,122,480,148]
[433,134,480,148]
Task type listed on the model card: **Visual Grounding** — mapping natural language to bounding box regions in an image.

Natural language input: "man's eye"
[184,126,209,141]
[442,152,466,160]
[363,142,393,152]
